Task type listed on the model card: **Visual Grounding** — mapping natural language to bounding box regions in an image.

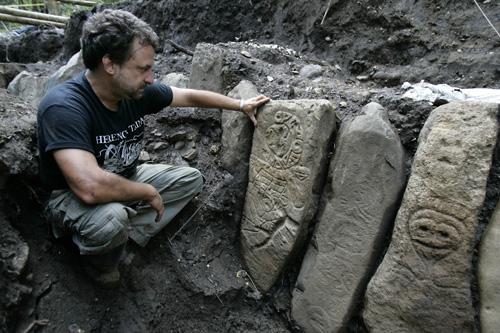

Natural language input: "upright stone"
[45,51,84,91]
[221,80,259,177]
[292,102,406,332]
[241,100,336,293]
[188,43,224,121]
[364,102,498,333]
[479,201,500,333]
[189,43,223,92]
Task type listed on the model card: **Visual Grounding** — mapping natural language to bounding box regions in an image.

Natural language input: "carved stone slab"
[363,102,498,332]
[291,102,406,332]
[241,100,336,293]
[479,200,500,333]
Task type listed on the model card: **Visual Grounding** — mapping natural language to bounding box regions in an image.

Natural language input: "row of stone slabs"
[221,87,499,333]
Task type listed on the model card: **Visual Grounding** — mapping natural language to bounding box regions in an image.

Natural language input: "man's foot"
[81,244,126,289]
[82,262,120,289]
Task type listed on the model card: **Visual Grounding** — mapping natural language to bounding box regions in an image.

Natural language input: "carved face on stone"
[265,111,303,168]
[408,208,464,260]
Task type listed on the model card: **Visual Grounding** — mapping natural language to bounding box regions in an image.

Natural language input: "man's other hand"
[146,186,164,223]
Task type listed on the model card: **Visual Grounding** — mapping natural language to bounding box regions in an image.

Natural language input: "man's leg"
[45,190,132,286]
[127,164,203,247]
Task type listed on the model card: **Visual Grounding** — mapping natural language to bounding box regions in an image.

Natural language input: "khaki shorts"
[44,164,203,255]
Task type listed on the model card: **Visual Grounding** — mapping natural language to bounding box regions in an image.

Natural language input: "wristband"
[239,99,245,111]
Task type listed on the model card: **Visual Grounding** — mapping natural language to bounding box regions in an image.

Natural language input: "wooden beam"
[6,4,46,8]
[0,6,68,23]
[57,0,97,6]
[0,13,65,28]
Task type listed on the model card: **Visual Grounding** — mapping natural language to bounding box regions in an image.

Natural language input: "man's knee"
[185,167,203,194]
[77,204,130,254]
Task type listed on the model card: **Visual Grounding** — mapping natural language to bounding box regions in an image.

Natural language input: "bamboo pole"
[0,6,68,23]
[57,0,97,6]
[0,13,65,27]
[6,4,46,8]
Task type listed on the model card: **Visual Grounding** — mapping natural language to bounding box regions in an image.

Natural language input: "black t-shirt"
[37,72,173,190]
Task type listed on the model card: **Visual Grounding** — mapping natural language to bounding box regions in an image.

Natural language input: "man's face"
[113,38,155,100]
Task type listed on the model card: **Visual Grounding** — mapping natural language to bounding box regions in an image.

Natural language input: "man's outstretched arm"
[170,87,270,126]
[53,149,165,222]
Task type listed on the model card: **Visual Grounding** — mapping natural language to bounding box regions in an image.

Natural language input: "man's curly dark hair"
[81,9,159,70]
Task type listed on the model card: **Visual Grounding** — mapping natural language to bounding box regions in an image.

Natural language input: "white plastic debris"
[401,81,500,104]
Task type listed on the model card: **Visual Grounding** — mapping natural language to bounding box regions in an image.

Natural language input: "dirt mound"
[0,26,64,63]
[112,0,499,88]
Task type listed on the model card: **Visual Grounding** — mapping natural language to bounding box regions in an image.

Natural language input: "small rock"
[313,87,323,95]
[267,76,274,82]
[182,148,198,161]
[153,142,168,150]
[356,75,370,81]
[209,144,220,155]
[68,324,85,333]
[139,151,150,162]
[161,73,189,89]
[174,141,185,150]
[325,36,332,41]
[339,101,348,108]
[335,64,342,71]
[168,130,188,142]
[240,50,252,58]
[299,64,323,79]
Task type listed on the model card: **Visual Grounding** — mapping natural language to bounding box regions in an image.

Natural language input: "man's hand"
[240,95,271,126]
[146,185,164,223]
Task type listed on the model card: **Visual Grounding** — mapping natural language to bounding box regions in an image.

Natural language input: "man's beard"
[115,76,147,100]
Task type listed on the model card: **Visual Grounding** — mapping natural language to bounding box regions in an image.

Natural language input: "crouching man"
[37,9,269,287]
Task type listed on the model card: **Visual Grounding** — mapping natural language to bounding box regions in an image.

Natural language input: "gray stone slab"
[221,80,259,177]
[241,99,336,293]
[45,51,84,91]
[479,200,500,333]
[363,102,498,333]
[185,43,224,121]
[189,43,224,92]
[291,102,406,332]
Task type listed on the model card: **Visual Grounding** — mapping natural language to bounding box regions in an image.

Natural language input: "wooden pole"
[0,6,68,23]
[57,0,97,6]
[0,13,66,27]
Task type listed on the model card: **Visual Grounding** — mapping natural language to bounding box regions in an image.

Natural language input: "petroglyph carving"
[264,111,303,170]
[243,111,310,248]
[241,99,336,292]
[408,208,465,260]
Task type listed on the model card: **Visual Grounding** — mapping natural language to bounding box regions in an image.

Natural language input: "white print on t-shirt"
[95,118,145,145]
[96,117,145,173]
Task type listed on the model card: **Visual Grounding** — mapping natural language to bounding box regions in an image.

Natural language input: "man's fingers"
[248,113,257,127]
[241,95,270,126]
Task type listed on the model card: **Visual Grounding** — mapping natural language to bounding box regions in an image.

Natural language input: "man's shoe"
[82,262,120,289]
[81,244,126,289]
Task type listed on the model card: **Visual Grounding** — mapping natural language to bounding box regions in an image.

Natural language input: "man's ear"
[102,54,116,75]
